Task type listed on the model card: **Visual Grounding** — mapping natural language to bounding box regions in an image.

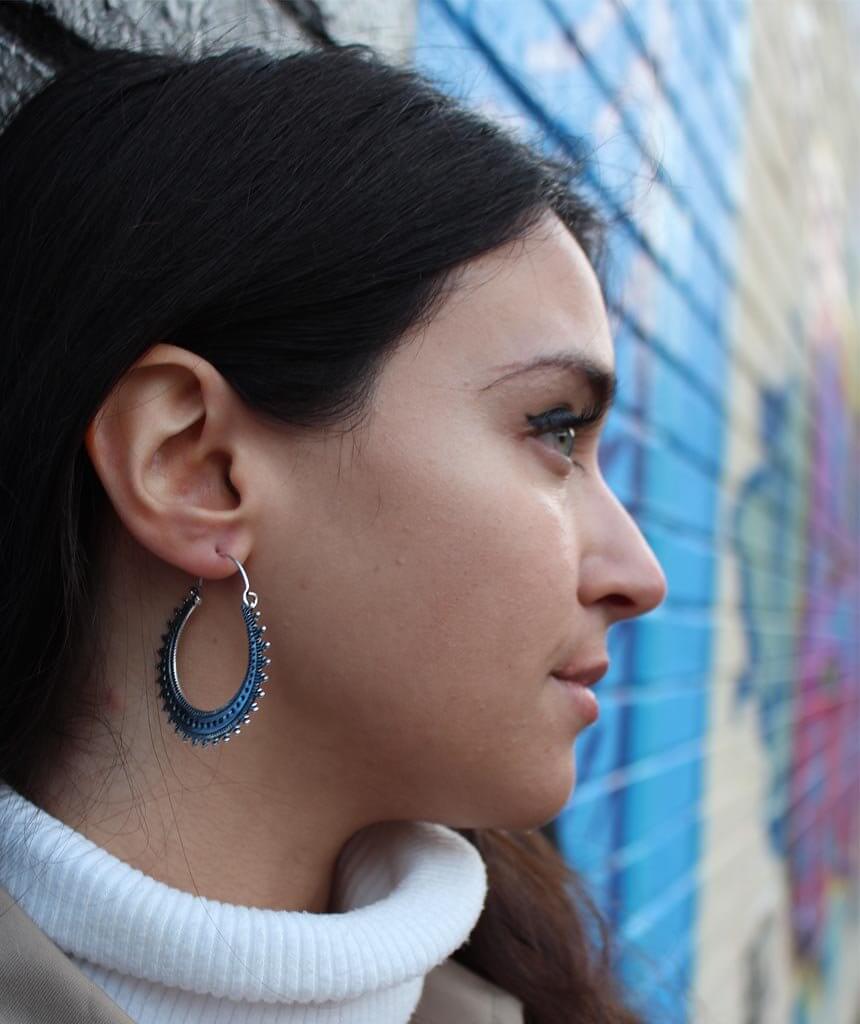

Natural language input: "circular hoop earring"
[156,553,271,746]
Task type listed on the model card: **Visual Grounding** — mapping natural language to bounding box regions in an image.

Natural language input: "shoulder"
[411,956,525,1024]
[0,885,133,1024]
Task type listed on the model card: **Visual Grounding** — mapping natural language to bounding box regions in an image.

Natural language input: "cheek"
[267,438,581,819]
[286,482,570,692]
[370,459,577,678]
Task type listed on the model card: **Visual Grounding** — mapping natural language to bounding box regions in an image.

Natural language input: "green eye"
[526,396,608,467]
[526,408,583,460]
[541,419,577,457]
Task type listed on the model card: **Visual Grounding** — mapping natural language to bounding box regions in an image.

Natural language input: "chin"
[475,761,577,832]
[502,795,572,832]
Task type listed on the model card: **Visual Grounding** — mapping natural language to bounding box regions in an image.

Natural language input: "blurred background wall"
[1,3,858,1023]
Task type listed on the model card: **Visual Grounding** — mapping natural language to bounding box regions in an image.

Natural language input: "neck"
[30,758,351,912]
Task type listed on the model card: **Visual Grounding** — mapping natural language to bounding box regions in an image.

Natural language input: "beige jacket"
[0,885,524,1024]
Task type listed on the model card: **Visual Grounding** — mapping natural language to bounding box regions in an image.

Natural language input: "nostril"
[606,593,639,617]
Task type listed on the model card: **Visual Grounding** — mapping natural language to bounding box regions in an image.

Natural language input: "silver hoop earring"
[156,553,271,746]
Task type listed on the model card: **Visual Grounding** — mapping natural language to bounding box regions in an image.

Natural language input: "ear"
[84,343,256,579]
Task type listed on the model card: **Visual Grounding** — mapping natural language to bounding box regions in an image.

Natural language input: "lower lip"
[550,675,600,724]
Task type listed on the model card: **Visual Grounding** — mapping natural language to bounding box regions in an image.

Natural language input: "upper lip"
[551,660,609,687]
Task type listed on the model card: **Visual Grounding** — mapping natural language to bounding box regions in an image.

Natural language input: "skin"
[34,212,666,914]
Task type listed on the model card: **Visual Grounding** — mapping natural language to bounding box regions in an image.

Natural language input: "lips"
[550,660,609,688]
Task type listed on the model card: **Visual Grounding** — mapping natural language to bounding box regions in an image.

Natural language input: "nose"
[577,474,668,623]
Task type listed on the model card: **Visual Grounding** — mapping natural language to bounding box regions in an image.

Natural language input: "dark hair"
[0,42,645,1023]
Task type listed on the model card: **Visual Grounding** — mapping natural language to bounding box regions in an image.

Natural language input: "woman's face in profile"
[256,212,667,831]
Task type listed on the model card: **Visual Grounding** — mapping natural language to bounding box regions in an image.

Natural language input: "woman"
[0,41,667,1024]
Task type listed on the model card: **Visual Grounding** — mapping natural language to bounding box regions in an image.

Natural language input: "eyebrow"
[479,352,618,411]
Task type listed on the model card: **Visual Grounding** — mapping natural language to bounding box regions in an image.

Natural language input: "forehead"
[414,213,613,385]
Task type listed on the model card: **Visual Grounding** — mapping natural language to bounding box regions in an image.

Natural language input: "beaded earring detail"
[156,552,271,746]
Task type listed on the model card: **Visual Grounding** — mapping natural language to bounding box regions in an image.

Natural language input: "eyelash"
[525,403,605,470]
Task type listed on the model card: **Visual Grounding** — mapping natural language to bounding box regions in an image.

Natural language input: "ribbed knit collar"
[0,782,488,1021]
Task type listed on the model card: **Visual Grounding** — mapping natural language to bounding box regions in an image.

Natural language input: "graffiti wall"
[1,1,857,1021]
[413,2,860,1023]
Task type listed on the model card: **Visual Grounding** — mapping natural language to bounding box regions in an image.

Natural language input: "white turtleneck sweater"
[0,783,489,1023]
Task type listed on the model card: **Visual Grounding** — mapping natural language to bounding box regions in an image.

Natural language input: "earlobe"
[83,343,254,580]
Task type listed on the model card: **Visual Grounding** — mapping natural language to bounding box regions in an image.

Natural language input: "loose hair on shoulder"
[0,40,652,1023]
